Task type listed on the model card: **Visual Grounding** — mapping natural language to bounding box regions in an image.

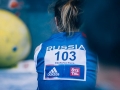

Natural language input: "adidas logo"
[47,67,59,76]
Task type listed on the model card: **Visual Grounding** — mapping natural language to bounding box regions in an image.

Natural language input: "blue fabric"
[35,32,98,90]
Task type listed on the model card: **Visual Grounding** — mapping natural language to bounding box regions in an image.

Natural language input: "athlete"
[34,0,98,90]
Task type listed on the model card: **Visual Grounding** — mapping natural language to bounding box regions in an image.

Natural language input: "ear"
[55,17,58,26]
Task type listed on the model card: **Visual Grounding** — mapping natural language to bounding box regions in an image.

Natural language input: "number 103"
[55,51,76,61]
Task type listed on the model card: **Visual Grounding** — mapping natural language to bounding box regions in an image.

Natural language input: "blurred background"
[0,0,120,90]
[0,0,54,90]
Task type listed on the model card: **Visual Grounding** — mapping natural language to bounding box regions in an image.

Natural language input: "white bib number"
[44,49,86,81]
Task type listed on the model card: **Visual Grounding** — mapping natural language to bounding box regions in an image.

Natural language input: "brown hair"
[50,0,83,35]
